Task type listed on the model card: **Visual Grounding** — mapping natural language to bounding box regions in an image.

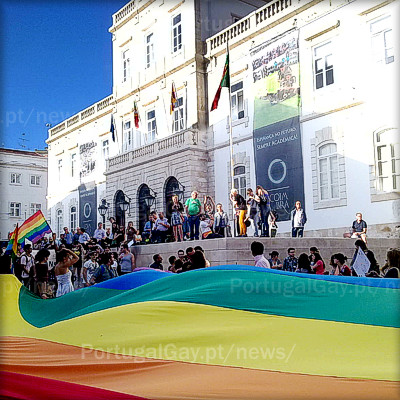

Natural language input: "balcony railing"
[113,0,135,26]
[207,0,295,56]
[49,95,114,138]
[107,129,199,171]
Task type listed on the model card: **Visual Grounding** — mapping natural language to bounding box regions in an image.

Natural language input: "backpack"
[271,210,279,221]
[13,256,22,280]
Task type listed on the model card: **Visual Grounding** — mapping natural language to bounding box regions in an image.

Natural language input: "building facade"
[47,0,400,237]
[0,149,48,241]
[206,0,399,237]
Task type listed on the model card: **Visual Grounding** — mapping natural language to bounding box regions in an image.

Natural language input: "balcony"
[48,95,114,141]
[206,0,301,57]
[106,129,200,174]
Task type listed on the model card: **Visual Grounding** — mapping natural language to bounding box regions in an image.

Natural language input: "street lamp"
[173,179,185,202]
[143,187,157,210]
[98,199,109,224]
[119,193,132,215]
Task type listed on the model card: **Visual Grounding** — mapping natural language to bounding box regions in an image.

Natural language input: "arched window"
[164,177,182,220]
[138,184,151,233]
[56,209,63,237]
[374,128,399,192]
[233,166,246,198]
[70,206,77,231]
[114,190,126,228]
[317,143,339,200]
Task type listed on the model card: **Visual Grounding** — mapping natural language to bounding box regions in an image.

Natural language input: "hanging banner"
[251,29,304,221]
[79,182,97,237]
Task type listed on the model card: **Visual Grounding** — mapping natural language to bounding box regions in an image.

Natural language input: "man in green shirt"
[184,191,202,240]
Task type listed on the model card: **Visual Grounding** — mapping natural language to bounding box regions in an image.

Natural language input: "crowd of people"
[250,240,399,278]
[0,231,398,301]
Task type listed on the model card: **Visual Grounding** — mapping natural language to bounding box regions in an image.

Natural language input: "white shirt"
[200,220,212,237]
[254,255,271,269]
[294,209,302,228]
[83,260,98,283]
[93,228,106,240]
[20,253,35,278]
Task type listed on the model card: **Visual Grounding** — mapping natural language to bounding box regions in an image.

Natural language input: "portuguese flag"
[133,101,140,129]
[210,51,230,111]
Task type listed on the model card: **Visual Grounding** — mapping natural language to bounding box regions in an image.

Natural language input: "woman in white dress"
[55,248,79,297]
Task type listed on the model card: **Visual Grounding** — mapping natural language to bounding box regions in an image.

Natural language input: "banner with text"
[251,29,304,221]
[79,183,97,237]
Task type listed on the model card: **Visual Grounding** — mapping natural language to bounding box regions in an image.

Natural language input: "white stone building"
[0,148,48,241]
[47,0,269,234]
[47,0,399,237]
[206,0,399,236]
[46,95,116,237]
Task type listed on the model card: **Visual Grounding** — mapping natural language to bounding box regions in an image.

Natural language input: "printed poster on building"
[251,29,305,221]
[78,182,97,236]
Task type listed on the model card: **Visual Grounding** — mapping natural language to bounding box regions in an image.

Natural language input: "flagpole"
[226,41,236,237]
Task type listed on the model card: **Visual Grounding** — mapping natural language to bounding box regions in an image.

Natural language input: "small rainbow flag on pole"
[17,210,52,246]
[5,224,19,256]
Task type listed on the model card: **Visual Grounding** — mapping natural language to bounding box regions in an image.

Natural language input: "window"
[70,206,77,231]
[172,14,182,53]
[231,82,244,121]
[10,202,21,217]
[146,33,155,68]
[10,173,21,184]
[146,110,157,144]
[71,154,76,178]
[58,159,62,181]
[123,121,133,152]
[374,129,399,192]
[30,203,41,215]
[314,42,334,89]
[30,175,40,186]
[233,166,246,198]
[173,97,185,133]
[371,16,394,65]
[102,140,109,160]
[317,143,339,200]
[122,50,130,83]
[56,209,63,237]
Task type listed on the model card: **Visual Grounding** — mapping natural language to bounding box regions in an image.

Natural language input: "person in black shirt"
[230,188,247,237]
[351,212,368,243]
[149,254,163,270]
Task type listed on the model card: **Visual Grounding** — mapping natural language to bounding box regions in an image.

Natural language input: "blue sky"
[0,0,127,150]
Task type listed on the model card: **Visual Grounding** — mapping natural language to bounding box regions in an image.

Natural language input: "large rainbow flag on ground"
[16,210,52,245]
[1,266,398,399]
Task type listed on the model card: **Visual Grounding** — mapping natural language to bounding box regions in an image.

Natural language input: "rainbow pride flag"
[4,224,19,256]
[0,266,398,399]
[17,210,52,245]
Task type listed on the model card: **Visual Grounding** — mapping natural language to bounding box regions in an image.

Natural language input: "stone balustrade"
[207,0,294,56]
[113,0,135,25]
[49,95,114,138]
[107,129,199,172]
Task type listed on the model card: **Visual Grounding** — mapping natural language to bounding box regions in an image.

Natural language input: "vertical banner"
[78,183,97,236]
[251,29,304,221]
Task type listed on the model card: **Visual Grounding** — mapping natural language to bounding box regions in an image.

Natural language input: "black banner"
[78,183,97,236]
[253,117,304,221]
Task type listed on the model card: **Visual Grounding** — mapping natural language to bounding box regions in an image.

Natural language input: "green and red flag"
[133,101,140,129]
[170,82,178,114]
[210,51,230,111]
